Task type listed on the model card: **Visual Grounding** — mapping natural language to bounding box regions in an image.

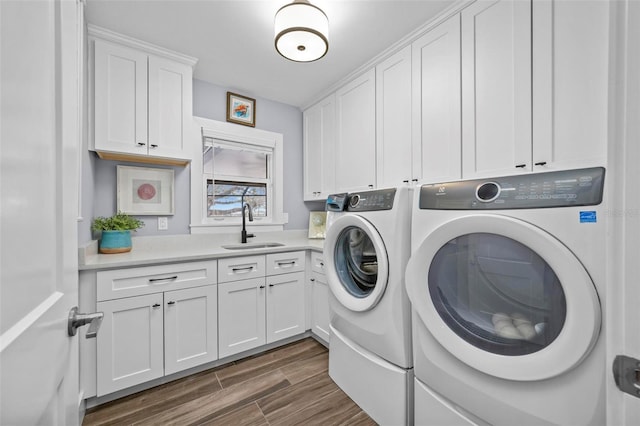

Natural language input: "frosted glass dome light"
[274,0,329,62]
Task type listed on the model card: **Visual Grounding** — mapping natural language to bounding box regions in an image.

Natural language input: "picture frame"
[226,91,256,127]
[308,211,327,239]
[117,165,175,215]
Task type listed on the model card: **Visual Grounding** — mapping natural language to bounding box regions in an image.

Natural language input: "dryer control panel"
[419,167,605,210]
[346,188,396,212]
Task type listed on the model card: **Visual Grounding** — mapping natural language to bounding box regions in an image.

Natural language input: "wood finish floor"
[83,338,377,426]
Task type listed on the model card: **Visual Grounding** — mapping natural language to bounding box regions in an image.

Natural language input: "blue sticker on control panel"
[580,211,597,223]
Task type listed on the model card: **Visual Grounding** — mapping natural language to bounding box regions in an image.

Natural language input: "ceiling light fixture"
[274,0,329,62]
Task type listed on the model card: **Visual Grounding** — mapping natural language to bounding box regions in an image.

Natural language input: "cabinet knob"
[534,161,547,166]
[368,184,374,189]
[515,164,527,169]
[310,278,316,282]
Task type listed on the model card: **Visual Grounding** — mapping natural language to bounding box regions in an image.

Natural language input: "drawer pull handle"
[515,164,527,169]
[259,285,265,289]
[277,261,296,267]
[319,262,324,267]
[137,142,146,147]
[232,266,254,272]
[269,284,275,287]
[152,303,161,308]
[150,144,158,148]
[534,161,547,166]
[167,301,176,305]
[149,276,178,283]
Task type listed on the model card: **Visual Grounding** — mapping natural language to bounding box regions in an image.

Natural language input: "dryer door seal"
[325,214,389,312]
[406,214,601,381]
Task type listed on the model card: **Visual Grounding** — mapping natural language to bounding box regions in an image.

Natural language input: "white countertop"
[79,230,325,271]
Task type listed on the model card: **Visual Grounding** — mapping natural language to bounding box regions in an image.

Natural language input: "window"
[190,117,284,233]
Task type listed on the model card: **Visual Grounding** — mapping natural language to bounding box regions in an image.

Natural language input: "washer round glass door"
[405,214,601,381]
[324,214,389,312]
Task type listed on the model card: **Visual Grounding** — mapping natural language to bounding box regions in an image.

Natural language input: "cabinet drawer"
[310,251,326,274]
[266,251,306,276]
[97,260,217,301]
[218,255,265,283]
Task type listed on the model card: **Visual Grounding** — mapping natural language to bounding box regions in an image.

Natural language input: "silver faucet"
[241,202,255,243]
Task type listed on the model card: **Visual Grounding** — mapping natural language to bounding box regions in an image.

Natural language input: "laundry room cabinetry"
[309,251,330,343]
[90,26,197,165]
[94,260,218,397]
[461,0,608,179]
[412,14,462,184]
[335,68,377,193]
[303,94,335,200]
[376,46,415,188]
[218,252,306,358]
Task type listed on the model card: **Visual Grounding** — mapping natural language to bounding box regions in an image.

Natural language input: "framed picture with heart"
[117,165,175,215]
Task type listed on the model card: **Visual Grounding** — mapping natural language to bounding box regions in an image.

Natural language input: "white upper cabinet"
[531,0,609,171]
[303,94,335,200]
[335,68,377,192]
[461,0,532,178]
[91,27,196,165]
[376,46,413,188]
[412,14,462,184]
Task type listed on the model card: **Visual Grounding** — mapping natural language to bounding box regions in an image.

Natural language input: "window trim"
[190,117,285,233]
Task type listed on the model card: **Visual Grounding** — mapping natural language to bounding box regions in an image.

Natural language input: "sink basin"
[222,242,285,250]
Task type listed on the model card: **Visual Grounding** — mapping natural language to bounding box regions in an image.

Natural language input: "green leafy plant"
[91,211,145,232]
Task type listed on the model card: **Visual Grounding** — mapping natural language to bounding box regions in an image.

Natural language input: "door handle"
[68,307,103,339]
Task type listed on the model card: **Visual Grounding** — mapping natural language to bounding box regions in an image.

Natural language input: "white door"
[335,69,376,192]
[0,0,82,424]
[164,285,218,375]
[461,0,532,178]
[608,0,640,423]
[266,272,306,343]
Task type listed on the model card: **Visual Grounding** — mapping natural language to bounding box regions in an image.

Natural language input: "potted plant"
[92,211,145,254]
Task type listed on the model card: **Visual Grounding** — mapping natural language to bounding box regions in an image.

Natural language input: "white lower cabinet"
[218,277,267,358]
[96,284,217,396]
[218,252,306,359]
[309,251,330,343]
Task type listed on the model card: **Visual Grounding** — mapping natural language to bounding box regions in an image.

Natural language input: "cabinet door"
[148,55,192,159]
[532,0,608,171]
[303,94,335,200]
[335,69,376,192]
[376,46,413,187]
[311,272,330,343]
[94,39,148,155]
[461,0,532,178]
[266,271,306,344]
[96,293,164,396]
[164,285,218,376]
[218,278,266,358]
[412,14,462,184]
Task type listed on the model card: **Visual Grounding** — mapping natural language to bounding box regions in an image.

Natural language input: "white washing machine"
[405,167,607,426]
[324,187,413,425]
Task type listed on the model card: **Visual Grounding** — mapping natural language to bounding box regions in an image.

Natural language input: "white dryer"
[406,167,607,426]
[324,187,413,426]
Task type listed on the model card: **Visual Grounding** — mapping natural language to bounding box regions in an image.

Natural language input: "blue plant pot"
[99,230,132,254]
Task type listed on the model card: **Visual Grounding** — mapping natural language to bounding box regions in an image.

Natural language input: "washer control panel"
[345,188,396,212]
[419,167,605,210]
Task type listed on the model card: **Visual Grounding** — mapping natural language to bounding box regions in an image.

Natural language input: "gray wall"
[78,79,314,244]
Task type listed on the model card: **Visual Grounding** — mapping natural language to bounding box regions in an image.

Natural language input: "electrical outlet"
[158,217,168,230]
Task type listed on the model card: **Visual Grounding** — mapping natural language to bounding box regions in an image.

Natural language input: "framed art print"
[117,166,174,215]
[226,92,256,127]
